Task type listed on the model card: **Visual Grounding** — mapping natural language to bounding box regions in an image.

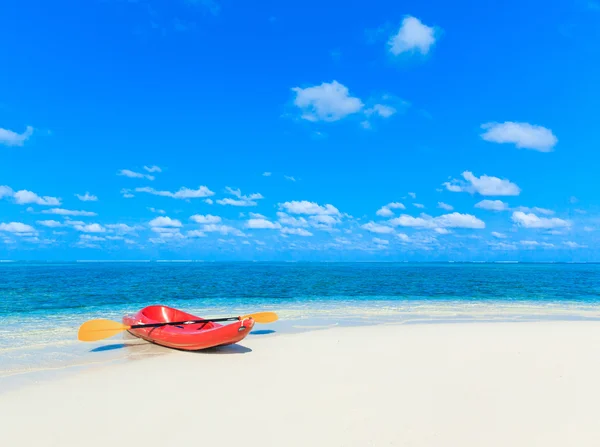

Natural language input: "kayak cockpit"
[140,305,217,331]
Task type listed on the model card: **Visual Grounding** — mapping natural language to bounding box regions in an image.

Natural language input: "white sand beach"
[2,321,600,446]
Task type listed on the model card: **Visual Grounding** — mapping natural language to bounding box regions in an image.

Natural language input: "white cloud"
[0,222,36,233]
[284,175,296,182]
[217,187,264,206]
[74,223,106,233]
[121,188,134,199]
[76,192,98,202]
[388,16,437,56]
[63,220,85,226]
[118,169,155,181]
[390,212,485,229]
[491,231,507,239]
[434,213,485,229]
[515,206,554,216]
[443,171,521,196]
[226,187,263,200]
[0,185,13,199]
[149,216,182,228]
[277,212,309,227]
[437,202,453,211]
[136,186,214,199]
[80,234,107,242]
[246,218,281,229]
[334,237,352,245]
[0,126,34,147]
[291,81,363,122]
[489,241,518,251]
[518,240,555,249]
[202,224,245,237]
[376,207,393,217]
[413,203,425,209]
[387,215,429,229]
[584,226,595,232]
[205,198,213,205]
[149,227,185,243]
[372,237,389,245]
[262,172,272,177]
[511,211,570,229]
[37,220,63,228]
[396,233,410,241]
[187,230,207,238]
[279,200,340,216]
[148,207,165,214]
[408,192,416,199]
[152,227,181,235]
[361,221,395,234]
[190,214,221,224]
[480,122,557,152]
[376,202,405,217]
[12,190,61,206]
[309,215,339,227]
[364,104,396,118]
[216,198,254,206]
[104,235,125,241]
[105,224,140,234]
[0,187,61,206]
[41,208,97,216]
[434,228,450,234]
[475,200,508,211]
[144,165,162,173]
[443,183,463,193]
[563,241,587,249]
[281,227,313,236]
[362,97,405,129]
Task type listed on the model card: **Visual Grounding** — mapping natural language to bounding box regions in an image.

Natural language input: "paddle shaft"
[129,316,245,330]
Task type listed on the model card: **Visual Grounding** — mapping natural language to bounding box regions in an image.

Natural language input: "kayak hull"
[122,305,254,351]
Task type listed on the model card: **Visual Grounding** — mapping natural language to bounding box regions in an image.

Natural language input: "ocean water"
[2,262,600,389]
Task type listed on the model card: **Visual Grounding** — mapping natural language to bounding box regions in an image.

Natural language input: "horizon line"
[0,260,598,265]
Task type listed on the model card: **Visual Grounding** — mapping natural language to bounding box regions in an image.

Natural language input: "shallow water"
[2,262,600,391]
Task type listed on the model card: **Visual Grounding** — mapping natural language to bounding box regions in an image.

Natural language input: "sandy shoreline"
[2,321,600,446]
[4,300,600,387]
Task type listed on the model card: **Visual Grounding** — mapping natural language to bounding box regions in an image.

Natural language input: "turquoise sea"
[2,262,600,390]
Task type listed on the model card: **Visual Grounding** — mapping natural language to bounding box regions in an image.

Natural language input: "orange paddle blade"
[78,319,131,342]
[243,311,278,323]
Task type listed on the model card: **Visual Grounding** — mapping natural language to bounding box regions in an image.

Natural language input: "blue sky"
[1,0,599,261]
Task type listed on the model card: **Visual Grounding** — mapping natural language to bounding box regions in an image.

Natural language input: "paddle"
[77,311,278,342]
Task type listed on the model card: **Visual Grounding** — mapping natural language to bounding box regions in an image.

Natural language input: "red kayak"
[122,305,255,351]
